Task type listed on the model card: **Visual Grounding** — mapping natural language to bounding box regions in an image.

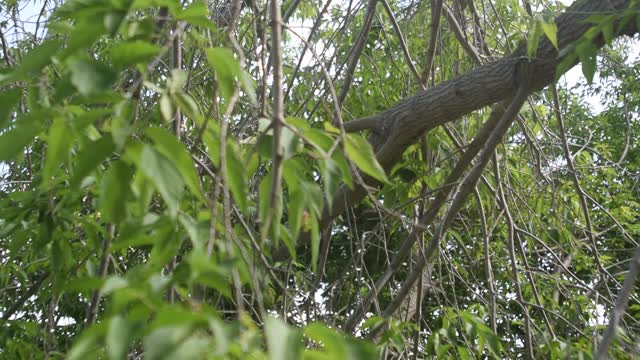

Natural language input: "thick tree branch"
[277,0,636,265]
[356,60,533,335]
[337,0,634,231]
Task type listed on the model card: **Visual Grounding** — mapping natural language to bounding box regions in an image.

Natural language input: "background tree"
[1,0,639,358]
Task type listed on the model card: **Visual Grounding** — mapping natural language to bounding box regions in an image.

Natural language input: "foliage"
[0,0,639,358]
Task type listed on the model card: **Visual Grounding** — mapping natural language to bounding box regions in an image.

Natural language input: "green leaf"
[238,68,257,106]
[0,39,62,84]
[131,0,178,11]
[526,20,543,58]
[555,52,577,81]
[61,20,106,59]
[174,1,216,29]
[205,48,237,102]
[70,135,115,188]
[345,338,378,360]
[288,190,304,245]
[576,42,597,84]
[304,181,324,218]
[305,323,347,358]
[345,134,389,184]
[205,48,255,104]
[539,17,558,50]
[148,226,182,270]
[333,152,353,189]
[175,0,208,17]
[0,89,21,130]
[601,21,614,44]
[225,142,249,214]
[143,326,190,360]
[172,91,200,119]
[310,212,319,273]
[69,58,118,96]
[281,124,300,160]
[178,213,208,248]
[285,180,321,252]
[138,145,185,217]
[0,122,41,162]
[64,277,104,293]
[259,175,271,229]
[107,315,132,360]
[167,69,188,92]
[66,322,108,360]
[283,157,305,193]
[288,117,334,153]
[144,127,203,200]
[143,323,209,360]
[320,158,341,209]
[42,118,72,186]
[203,126,221,168]
[100,160,133,223]
[265,317,302,360]
[110,40,162,67]
[104,11,126,34]
[159,93,174,122]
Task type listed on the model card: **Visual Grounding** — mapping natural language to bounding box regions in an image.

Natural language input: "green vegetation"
[1,0,640,358]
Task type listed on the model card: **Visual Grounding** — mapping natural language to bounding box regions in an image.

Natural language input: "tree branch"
[596,244,640,358]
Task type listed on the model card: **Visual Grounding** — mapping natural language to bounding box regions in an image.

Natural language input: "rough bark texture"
[337,0,632,219]
[273,0,636,261]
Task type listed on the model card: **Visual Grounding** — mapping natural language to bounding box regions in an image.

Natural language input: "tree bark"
[273,0,637,261]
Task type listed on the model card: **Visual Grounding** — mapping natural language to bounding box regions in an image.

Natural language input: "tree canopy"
[1,0,640,358]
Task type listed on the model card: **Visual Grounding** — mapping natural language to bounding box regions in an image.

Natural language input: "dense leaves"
[1,0,640,359]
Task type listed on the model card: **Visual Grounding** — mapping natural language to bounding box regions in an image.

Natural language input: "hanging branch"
[422,0,443,85]
[380,0,422,87]
[295,0,635,266]
[596,244,640,358]
[264,0,286,243]
[337,0,378,106]
[348,60,533,334]
[85,224,115,326]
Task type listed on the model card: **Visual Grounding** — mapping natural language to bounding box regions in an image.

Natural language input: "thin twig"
[422,0,443,85]
[595,245,640,359]
[85,223,115,326]
[379,0,422,88]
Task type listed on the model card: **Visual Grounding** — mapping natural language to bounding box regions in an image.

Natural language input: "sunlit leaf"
[0,39,62,84]
[100,160,133,223]
[110,40,162,67]
[225,142,249,214]
[265,317,302,360]
[539,17,558,50]
[69,58,118,96]
[0,122,41,162]
[145,127,203,200]
[0,89,21,130]
[138,145,185,217]
[107,315,132,360]
[42,118,72,186]
[205,47,255,104]
[70,135,115,188]
[345,134,389,184]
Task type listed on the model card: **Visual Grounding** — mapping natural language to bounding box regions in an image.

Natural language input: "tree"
[1,0,639,358]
